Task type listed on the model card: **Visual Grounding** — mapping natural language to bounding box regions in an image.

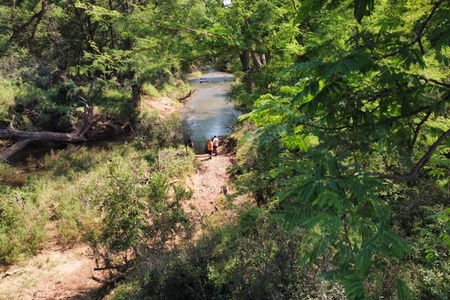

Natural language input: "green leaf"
[395,278,412,300]
[281,59,323,76]
[342,274,366,299]
[356,247,372,276]
[296,0,329,21]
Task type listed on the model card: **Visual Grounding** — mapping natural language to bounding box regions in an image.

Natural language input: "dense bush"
[0,76,15,127]
[110,207,346,300]
[77,153,193,271]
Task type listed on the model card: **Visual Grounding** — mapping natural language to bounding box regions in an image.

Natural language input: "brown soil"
[183,152,236,231]
[0,96,236,299]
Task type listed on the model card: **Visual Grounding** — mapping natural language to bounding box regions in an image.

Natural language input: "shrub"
[134,112,190,150]
[155,147,196,179]
[141,83,160,98]
[78,153,192,270]
[0,187,48,265]
[38,145,102,178]
[155,113,186,148]
[0,163,18,186]
[133,111,160,150]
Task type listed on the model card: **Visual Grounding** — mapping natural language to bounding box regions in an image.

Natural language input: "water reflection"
[183,70,239,153]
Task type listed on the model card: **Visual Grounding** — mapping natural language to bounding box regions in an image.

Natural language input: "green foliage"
[97,84,137,123]
[400,202,450,299]
[0,126,197,266]
[0,186,48,265]
[52,194,93,247]
[0,163,16,185]
[86,156,149,254]
[230,0,450,298]
[77,152,192,269]
[0,76,15,126]
[38,145,103,178]
[1,0,449,299]
[132,111,160,150]
[155,114,186,148]
[141,83,161,98]
[113,207,346,299]
[154,147,196,179]
[134,112,189,150]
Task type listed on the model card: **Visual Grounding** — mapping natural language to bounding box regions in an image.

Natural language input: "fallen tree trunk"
[0,129,86,141]
[0,129,87,162]
[1,90,126,162]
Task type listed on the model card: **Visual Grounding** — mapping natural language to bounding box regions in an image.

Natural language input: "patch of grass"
[155,146,196,179]
[0,163,24,186]
[37,145,111,179]
[142,83,160,98]
[0,187,48,265]
[0,77,16,126]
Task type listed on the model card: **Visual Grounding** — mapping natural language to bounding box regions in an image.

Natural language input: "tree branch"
[418,75,450,88]
[9,0,48,43]
[410,109,431,150]
[414,0,443,55]
[373,128,450,181]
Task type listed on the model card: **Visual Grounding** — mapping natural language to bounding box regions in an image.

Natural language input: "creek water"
[183,69,239,154]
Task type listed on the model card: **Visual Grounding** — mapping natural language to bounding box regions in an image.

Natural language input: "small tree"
[80,154,192,273]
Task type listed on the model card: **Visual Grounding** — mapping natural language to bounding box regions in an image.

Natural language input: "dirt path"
[183,153,234,228]
[0,152,233,300]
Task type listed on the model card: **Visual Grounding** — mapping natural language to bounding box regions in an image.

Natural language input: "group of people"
[185,135,220,159]
[206,135,220,159]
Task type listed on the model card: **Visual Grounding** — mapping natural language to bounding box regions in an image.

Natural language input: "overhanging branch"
[373,128,450,181]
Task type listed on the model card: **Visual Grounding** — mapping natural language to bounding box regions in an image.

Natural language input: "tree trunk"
[132,83,142,108]
[0,99,124,162]
[250,51,262,70]
[239,50,250,72]
[0,129,86,161]
[9,0,48,44]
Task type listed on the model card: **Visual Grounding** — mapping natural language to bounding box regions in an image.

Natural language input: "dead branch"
[177,89,197,102]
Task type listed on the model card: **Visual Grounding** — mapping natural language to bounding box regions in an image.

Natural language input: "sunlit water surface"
[183,69,239,153]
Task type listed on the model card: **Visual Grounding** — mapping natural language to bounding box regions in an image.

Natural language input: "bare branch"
[9,0,48,44]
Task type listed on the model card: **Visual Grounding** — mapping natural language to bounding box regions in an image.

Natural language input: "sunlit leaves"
[297,0,330,21]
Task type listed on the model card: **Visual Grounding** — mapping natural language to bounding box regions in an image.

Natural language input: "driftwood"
[177,89,197,103]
